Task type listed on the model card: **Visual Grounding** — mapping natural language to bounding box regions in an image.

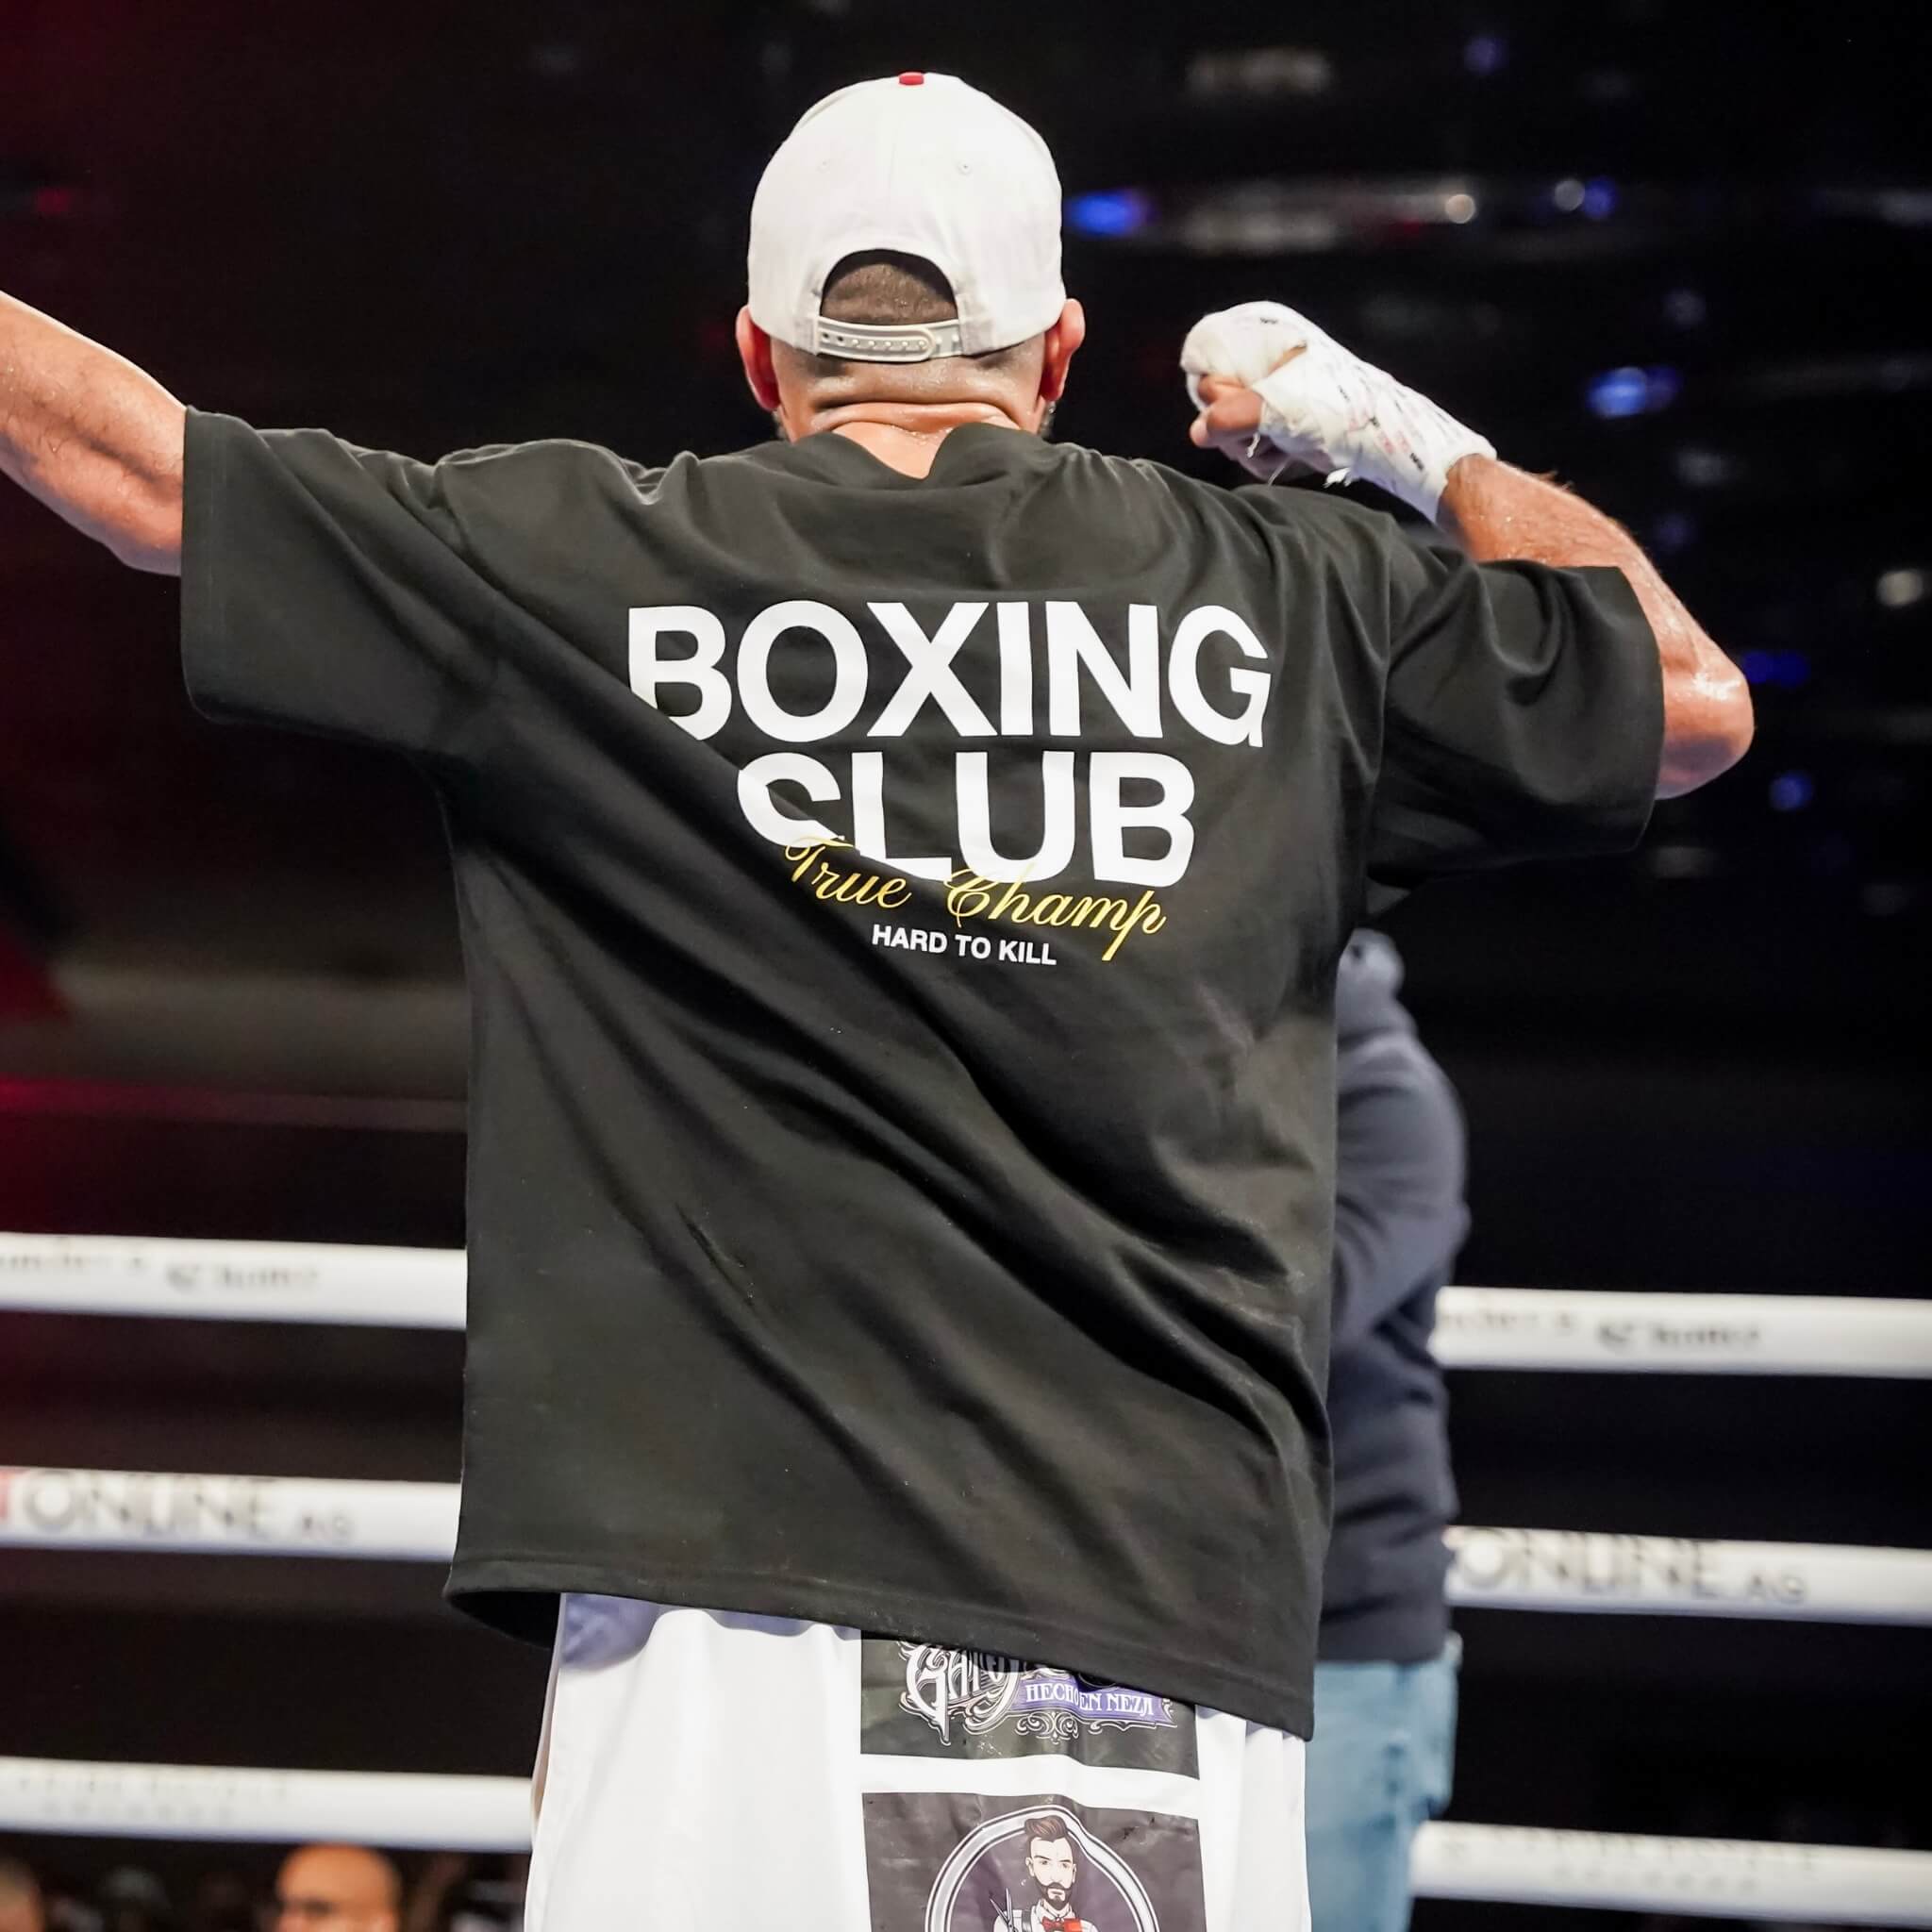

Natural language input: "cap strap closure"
[809,317,968,363]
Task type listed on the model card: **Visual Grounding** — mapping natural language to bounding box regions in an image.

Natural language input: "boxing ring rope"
[0,1758,531,1855]
[6,1231,1932,1375]
[4,1466,1930,1624]
[1,1757,1928,1928]
[5,1234,1929,1922]
[0,1233,465,1330]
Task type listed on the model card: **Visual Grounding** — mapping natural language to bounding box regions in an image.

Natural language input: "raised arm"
[1429,456,1746,795]
[1,290,186,574]
[1181,301,1753,798]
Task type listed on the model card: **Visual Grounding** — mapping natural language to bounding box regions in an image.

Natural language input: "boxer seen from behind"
[1,69,1748,1927]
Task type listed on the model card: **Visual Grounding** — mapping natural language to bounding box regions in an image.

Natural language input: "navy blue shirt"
[1321,931,1469,1663]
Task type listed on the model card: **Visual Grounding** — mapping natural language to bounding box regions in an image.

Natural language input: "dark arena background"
[2,3,1928,1928]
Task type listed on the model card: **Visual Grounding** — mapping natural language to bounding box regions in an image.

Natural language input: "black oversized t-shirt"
[180,411,1660,1734]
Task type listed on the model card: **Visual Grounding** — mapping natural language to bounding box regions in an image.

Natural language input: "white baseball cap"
[747,72,1065,364]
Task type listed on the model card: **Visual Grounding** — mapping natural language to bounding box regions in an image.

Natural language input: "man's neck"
[814,404,1021,478]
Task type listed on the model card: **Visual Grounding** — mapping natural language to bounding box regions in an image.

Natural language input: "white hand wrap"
[1180,300,1494,523]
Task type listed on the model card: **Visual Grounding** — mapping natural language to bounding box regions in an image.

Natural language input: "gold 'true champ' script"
[784,841,1166,962]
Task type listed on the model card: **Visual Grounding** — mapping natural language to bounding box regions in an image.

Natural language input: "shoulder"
[1238,476,1419,580]
[1072,448,1413,574]
[413,439,694,553]
[434,436,676,497]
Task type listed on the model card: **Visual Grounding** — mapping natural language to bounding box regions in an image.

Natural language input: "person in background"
[0,1856,45,1932]
[1308,930,1469,1932]
[272,1848,401,1932]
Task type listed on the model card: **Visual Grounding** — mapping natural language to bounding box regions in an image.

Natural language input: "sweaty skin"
[1,284,1750,794]
[1430,452,1750,796]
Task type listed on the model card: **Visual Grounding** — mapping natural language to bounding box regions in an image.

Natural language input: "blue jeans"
[1306,1640,1459,1932]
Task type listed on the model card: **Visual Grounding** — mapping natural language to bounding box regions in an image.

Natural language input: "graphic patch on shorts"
[864,1794,1204,1932]
[860,1640,1198,1777]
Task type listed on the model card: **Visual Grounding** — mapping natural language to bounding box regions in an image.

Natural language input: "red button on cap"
[898,71,924,86]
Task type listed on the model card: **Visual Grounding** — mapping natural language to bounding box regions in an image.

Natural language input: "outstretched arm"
[1182,303,1753,798]
[1,290,185,574]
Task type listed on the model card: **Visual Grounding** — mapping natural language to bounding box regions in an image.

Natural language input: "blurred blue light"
[1582,176,1618,220]
[1464,33,1507,75]
[1586,365,1680,419]
[1588,368,1649,418]
[1065,189,1151,238]
[1769,771,1815,813]
[1740,649,1813,689]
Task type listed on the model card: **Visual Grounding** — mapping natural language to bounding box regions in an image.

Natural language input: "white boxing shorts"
[525,1593,1308,1931]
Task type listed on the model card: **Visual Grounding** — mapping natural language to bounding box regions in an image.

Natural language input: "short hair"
[1023,1815,1074,1854]
[798,250,1031,379]
[821,250,958,327]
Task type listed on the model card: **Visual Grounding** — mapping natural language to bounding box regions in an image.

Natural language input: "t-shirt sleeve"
[1365,529,1665,898]
[180,408,506,757]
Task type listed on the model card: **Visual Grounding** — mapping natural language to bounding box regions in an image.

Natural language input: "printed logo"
[629,597,1282,969]
[901,1646,1179,1750]
[900,1645,1027,1743]
[939,1806,1158,1932]
[861,1794,1207,1932]
[1448,1527,1811,1609]
[0,1467,347,1548]
[862,1641,1197,1778]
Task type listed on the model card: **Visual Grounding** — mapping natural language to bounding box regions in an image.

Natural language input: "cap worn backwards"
[747,72,1066,364]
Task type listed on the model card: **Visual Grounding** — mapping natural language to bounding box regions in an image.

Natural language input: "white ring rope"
[1442,1526,1932,1624]
[1411,1822,1932,1926]
[0,1468,459,1562]
[4,1243,1926,1912]
[4,1233,1928,1377]
[1432,1286,1932,1376]
[0,1233,465,1330]
[4,1467,1929,1624]
[5,1242,1925,1906]
[0,1757,529,1854]
[0,1757,1925,1925]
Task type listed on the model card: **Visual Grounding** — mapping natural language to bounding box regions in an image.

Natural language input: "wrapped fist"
[1180,300,1493,523]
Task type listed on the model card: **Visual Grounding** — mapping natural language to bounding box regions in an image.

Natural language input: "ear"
[735,307,782,412]
[1038,298,1086,408]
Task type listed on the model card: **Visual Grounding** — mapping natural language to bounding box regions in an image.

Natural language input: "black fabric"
[1320,931,1468,1665]
[180,410,1661,1734]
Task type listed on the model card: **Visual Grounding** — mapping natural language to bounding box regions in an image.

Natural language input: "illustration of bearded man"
[991,1816,1087,1932]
